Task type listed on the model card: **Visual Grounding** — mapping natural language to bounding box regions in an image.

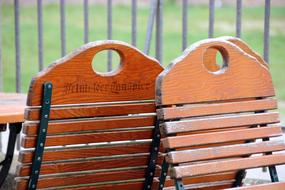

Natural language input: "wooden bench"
[155,38,285,189]
[14,41,164,189]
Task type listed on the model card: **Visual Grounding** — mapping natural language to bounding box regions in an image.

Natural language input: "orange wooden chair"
[155,38,285,190]
[13,41,164,190]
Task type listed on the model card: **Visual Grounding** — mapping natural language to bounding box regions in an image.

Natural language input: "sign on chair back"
[14,41,163,190]
[156,38,285,190]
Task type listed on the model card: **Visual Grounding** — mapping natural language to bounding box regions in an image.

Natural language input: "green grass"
[2,2,285,101]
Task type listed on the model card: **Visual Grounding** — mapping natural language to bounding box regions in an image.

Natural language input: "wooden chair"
[14,41,164,190]
[155,38,285,190]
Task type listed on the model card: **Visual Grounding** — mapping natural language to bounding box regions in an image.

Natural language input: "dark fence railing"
[0,0,272,93]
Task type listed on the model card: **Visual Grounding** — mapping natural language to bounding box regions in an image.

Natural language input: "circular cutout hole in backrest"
[92,50,121,75]
[203,46,228,74]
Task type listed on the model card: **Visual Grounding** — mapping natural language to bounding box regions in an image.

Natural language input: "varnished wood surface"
[156,38,283,189]
[58,172,235,190]
[25,101,155,120]
[167,140,285,164]
[16,168,148,189]
[19,142,154,163]
[224,182,285,190]
[158,98,277,120]
[172,153,285,178]
[27,41,163,106]
[21,129,153,148]
[0,93,26,124]
[162,126,282,149]
[16,41,163,190]
[161,112,279,135]
[219,36,268,68]
[17,155,164,176]
[23,115,155,135]
[156,39,275,105]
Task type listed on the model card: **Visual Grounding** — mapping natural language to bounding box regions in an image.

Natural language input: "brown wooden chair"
[155,38,285,190]
[14,41,164,190]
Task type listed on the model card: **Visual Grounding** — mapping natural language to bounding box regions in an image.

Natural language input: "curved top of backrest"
[27,40,163,106]
[156,38,275,105]
[218,36,268,68]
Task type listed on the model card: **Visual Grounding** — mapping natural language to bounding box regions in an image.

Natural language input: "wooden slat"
[172,153,285,178]
[167,140,285,164]
[23,116,155,135]
[16,168,147,189]
[161,112,279,134]
[158,98,277,120]
[62,181,145,190]
[19,142,153,163]
[185,184,231,190]
[22,129,153,148]
[17,155,153,176]
[162,172,236,186]
[224,182,285,190]
[66,173,236,190]
[162,126,282,149]
[25,102,155,120]
[171,180,234,190]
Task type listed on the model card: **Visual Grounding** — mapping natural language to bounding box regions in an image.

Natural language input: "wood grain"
[224,182,285,190]
[162,126,282,149]
[203,37,269,72]
[62,173,235,190]
[162,172,235,186]
[26,41,163,106]
[157,98,277,120]
[62,181,145,190]
[25,102,155,121]
[17,155,164,176]
[21,129,153,148]
[167,140,285,164]
[156,38,281,189]
[161,112,279,134]
[16,41,163,189]
[172,153,285,178]
[220,36,268,68]
[19,142,153,163]
[157,39,275,105]
[16,168,148,189]
[23,115,155,135]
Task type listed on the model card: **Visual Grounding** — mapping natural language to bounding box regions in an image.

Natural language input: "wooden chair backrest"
[15,41,163,190]
[156,37,285,189]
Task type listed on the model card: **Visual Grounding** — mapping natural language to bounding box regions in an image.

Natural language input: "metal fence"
[0,0,272,93]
